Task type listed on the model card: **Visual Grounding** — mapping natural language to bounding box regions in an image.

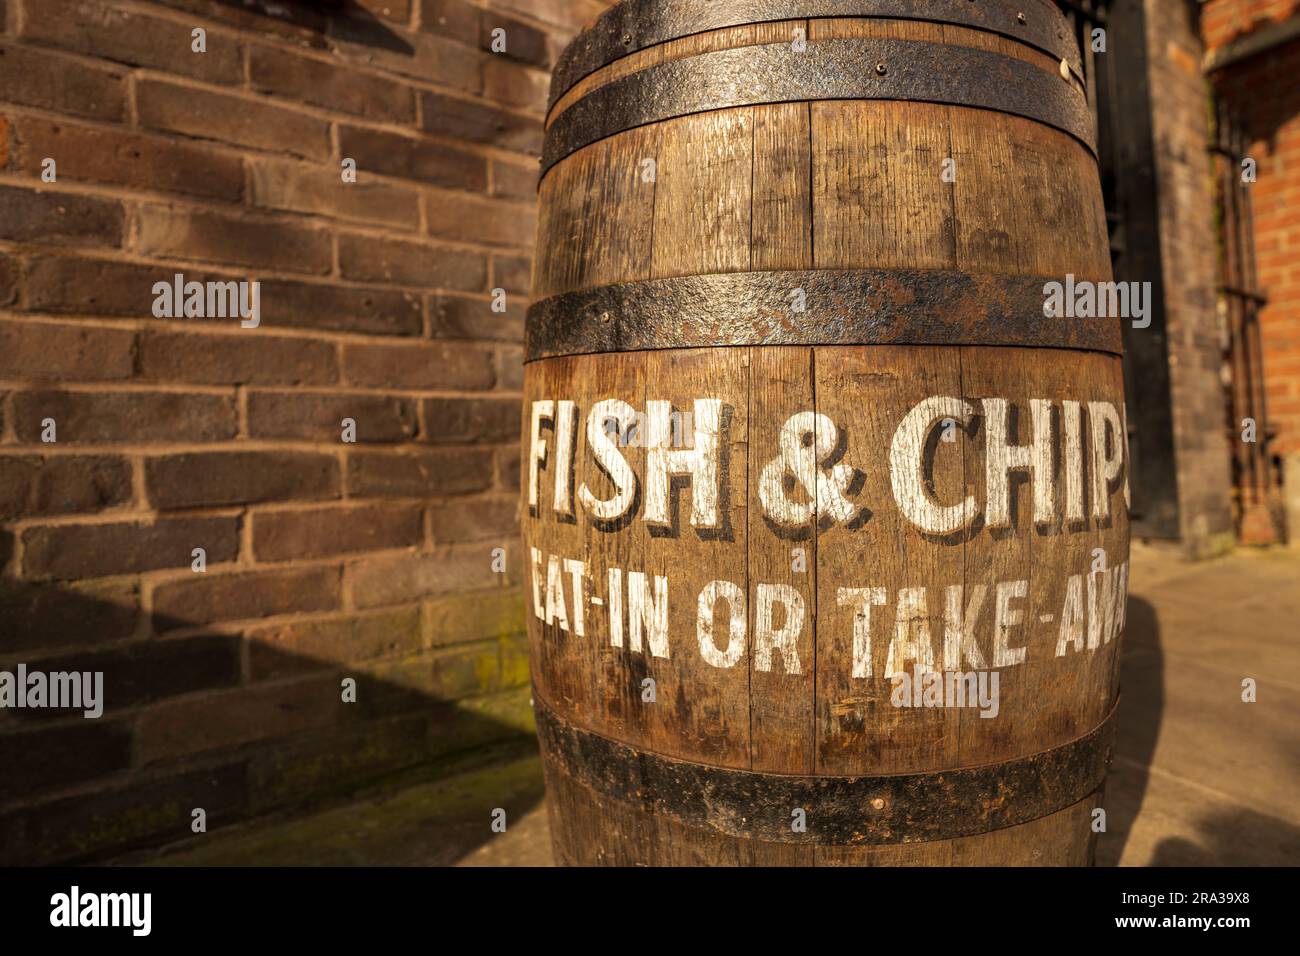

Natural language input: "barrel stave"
[526,1,1125,866]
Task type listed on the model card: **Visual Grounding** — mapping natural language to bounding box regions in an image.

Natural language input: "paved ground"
[1095,544,1300,866]
[135,543,1300,866]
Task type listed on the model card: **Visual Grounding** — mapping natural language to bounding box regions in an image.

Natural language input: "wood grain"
[535,103,1109,298]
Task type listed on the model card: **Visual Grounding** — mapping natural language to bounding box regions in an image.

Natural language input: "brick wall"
[1204,0,1300,540]
[1203,0,1300,50]
[1141,0,1238,557]
[0,0,609,863]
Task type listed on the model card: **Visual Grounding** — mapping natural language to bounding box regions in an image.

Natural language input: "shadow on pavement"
[1096,595,1163,866]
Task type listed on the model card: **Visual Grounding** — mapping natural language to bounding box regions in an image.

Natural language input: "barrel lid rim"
[549,0,1086,115]
[541,36,1097,178]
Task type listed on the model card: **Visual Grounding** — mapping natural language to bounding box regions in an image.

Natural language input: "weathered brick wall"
[1204,0,1300,49]
[0,0,608,863]
[1142,0,1238,557]
[1204,0,1300,540]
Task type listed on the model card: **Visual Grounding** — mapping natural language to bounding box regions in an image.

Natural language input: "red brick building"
[1204,0,1300,542]
[1052,0,1297,553]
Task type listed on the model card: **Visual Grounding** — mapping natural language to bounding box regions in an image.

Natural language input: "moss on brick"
[499,632,531,689]
[247,715,430,813]
[427,685,535,762]
[147,751,545,867]
[427,589,527,646]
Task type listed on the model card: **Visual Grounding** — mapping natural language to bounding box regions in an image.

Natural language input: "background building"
[1065,0,1299,553]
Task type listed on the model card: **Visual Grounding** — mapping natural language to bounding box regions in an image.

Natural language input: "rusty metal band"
[542,36,1095,175]
[535,694,1117,845]
[549,0,1082,112]
[525,270,1123,362]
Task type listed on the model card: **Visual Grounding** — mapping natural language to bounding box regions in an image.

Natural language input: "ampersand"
[759,412,857,527]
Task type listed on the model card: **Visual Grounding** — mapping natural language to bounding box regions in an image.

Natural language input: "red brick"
[0,454,133,519]
[338,234,485,290]
[0,763,247,866]
[247,391,417,442]
[340,340,495,390]
[23,255,244,318]
[137,78,331,160]
[0,251,17,307]
[426,589,526,646]
[353,643,504,708]
[346,447,494,497]
[481,13,553,69]
[246,716,427,812]
[252,503,423,560]
[490,256,532,298]
[0,721,132,802]
[0,184,122,247]
[250,45,414,122]
[420,90,541,154]
[422,396,518,443]
[146,451,340,509]
[420,0,481,38]
[138,330,337,386]
[426,191,536,247]
[149,0,330,44]
[428,293,524,341]
[497,345,524,389]
[10,118,244,202]
[497,445,520,490]
[28,636,241,709]
[0,320,135,382]
[0,42,126,120]
[490,160,537,200]
[13,390,237,443]
[21,0,243,84]
[330,23,481,93]
[353,0,412,23]
[21,515,240,580]
[337,125,487,192]
[483,56,548,112]
[136,674,342,764]
[429,495,518,543]
[153,566,341,627]
[0,578,138,654]
[249,159,420,229]
[346,651,456,716]
[258,279,423,337]
[347,543,507,608]
[136,205,331,275]
[247,607,423,680]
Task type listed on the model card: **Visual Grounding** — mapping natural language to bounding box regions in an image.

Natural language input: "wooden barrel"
[523,0,1128,866]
